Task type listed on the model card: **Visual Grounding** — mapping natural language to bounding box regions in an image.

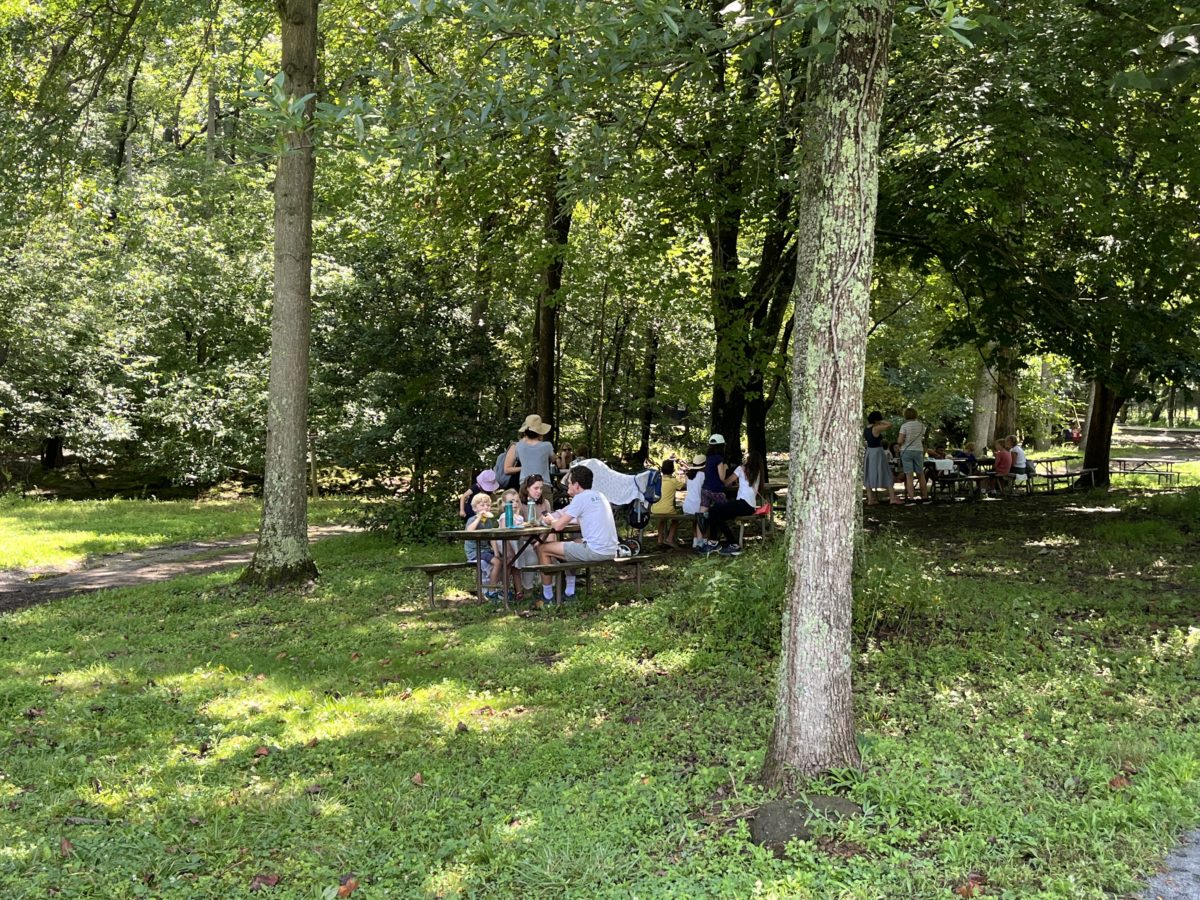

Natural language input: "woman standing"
[504,414,556,485]
[897,407,930,503]
[864,411,901,506]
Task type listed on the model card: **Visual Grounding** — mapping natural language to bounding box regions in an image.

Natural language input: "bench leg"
[427,575,436,609]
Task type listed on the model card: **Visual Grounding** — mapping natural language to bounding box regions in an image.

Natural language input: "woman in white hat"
[504,414,556,485]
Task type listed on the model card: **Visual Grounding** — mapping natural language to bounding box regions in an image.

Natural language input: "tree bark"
[969,356,997,453]
[993,357,1018,442]
[534,149,571,426]
[637,331,658,461]
[1080,381,1123,488]
[762,0,893,788]
[242,0,319,587]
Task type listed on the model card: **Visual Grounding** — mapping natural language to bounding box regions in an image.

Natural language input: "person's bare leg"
[919,471,929,500]
[536,540,568,586]
[904,472,915,500]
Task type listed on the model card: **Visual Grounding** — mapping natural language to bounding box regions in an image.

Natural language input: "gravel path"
[1144,833,1200,900]
[0,524,359,615]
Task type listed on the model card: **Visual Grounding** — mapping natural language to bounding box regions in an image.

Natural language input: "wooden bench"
[649,513,695,544]
[523,553,665,604]
[1035,468,1097,493]
[403,561,476,608]
[1109,467,1179,485]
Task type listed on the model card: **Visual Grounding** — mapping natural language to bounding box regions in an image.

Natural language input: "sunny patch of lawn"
[0,492,1198,897]
[0,497,351,571]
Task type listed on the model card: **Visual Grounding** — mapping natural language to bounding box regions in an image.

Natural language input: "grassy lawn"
[0,498,351,572]
[1,491,1198,897]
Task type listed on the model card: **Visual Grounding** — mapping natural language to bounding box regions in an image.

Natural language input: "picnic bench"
[1109,457,1181,485]
[524,553,665,604]
[403,561,476,609]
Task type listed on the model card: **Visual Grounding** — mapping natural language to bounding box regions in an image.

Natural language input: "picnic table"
[438,522,578,609]
[1109,457,1181,485]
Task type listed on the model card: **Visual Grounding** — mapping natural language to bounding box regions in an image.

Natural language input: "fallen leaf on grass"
[398,688,413,700]
[1109,775,1131,789]
[350,652,361,662]
[275,652,288,660]
[378,658,391,666]
[953,872,986,897]
[1119,761,1139,775]
[337,873,359,896]
[410,773,424,786]
[472,706,494,717]
[253,746,270,758]
[248,873,280,891]
[59,838,74,857]
[24,708,45,719]
[305,784,323,795]
[303,737,319,749]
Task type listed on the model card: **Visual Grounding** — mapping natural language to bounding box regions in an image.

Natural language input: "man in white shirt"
[535,465,619,601]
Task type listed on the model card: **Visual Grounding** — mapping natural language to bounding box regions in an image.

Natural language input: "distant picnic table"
[1109,457,1181,485]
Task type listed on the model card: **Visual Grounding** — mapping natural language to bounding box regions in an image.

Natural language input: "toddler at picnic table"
[464,493,503,601]
[652,458,684,549]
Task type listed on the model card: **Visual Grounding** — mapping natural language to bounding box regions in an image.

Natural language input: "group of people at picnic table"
[455,415,771,605]
[864,407,1034,505]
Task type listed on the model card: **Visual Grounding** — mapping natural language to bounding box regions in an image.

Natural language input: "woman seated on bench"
[535,465,619,603]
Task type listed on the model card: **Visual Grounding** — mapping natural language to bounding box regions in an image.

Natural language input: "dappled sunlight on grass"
[1,501,1199,895]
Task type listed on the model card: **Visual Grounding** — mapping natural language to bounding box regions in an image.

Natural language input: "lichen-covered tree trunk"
[762,0,893,788]
[242,0,319,587]
[969,356,997,453]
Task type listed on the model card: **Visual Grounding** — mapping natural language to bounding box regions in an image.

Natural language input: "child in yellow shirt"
[652,458,684,549]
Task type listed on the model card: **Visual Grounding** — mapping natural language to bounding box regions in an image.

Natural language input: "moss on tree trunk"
[762,0,894,788]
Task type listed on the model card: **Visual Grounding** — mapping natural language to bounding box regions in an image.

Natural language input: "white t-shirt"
[898,420,925,453]
[562,489,619,556]
[682,474,703,515]
[734,466,759,506]
[1011,444,1027,470]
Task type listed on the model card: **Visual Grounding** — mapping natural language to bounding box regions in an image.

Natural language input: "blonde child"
[464,493,502,601]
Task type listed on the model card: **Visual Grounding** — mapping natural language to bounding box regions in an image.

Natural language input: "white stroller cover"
[570,459,654,506]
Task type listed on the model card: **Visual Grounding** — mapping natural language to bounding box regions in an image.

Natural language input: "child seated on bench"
[652,458,684,549]
[683,454,705,550]
[535,465,619,603]
[464,493,502,601]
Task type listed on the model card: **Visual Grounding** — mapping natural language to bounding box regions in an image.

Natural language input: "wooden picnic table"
[438,522,578,609]
[1110,457,1181,484]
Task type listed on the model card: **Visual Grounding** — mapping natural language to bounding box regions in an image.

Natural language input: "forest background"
[1,0,1198,512]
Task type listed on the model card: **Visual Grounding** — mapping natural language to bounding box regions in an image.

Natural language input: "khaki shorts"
[561,541,614,563]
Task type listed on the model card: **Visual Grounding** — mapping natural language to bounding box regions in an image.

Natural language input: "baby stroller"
[568,459,661,556]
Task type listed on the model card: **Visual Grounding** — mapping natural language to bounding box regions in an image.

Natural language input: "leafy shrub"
[358,492,456,544]
[659,529,941,654]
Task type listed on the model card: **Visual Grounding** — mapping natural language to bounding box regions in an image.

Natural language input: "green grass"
[1,495,1198,897]
[0,497,350,571]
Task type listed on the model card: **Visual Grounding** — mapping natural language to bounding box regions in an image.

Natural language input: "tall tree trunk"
[205,78,220,162]
[637,331,658,461]
[41,436,65,470]
[709,214,747,444]
[1035,357,1054,450]
[1080,379,1099,453]
[993,362,1018,442]
[242,0,319,587]
[969,356,997,453]
[1167,384,1176,428]
[745,371,768,460]
[762,0,893,788]
[1080,381,1123,488]
[534,149,571,425]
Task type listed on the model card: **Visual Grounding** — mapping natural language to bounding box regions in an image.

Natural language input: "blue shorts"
[900,448,924,475]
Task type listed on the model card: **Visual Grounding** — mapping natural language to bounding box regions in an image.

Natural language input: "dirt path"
[0,525,360,615]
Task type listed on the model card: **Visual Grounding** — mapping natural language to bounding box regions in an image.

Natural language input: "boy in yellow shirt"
[653,458,684,549]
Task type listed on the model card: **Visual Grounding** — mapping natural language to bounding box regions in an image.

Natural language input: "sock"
[543,584,554,601]
[565,574,577,596]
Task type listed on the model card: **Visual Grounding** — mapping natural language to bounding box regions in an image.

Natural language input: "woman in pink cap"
[458,468,499,520]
